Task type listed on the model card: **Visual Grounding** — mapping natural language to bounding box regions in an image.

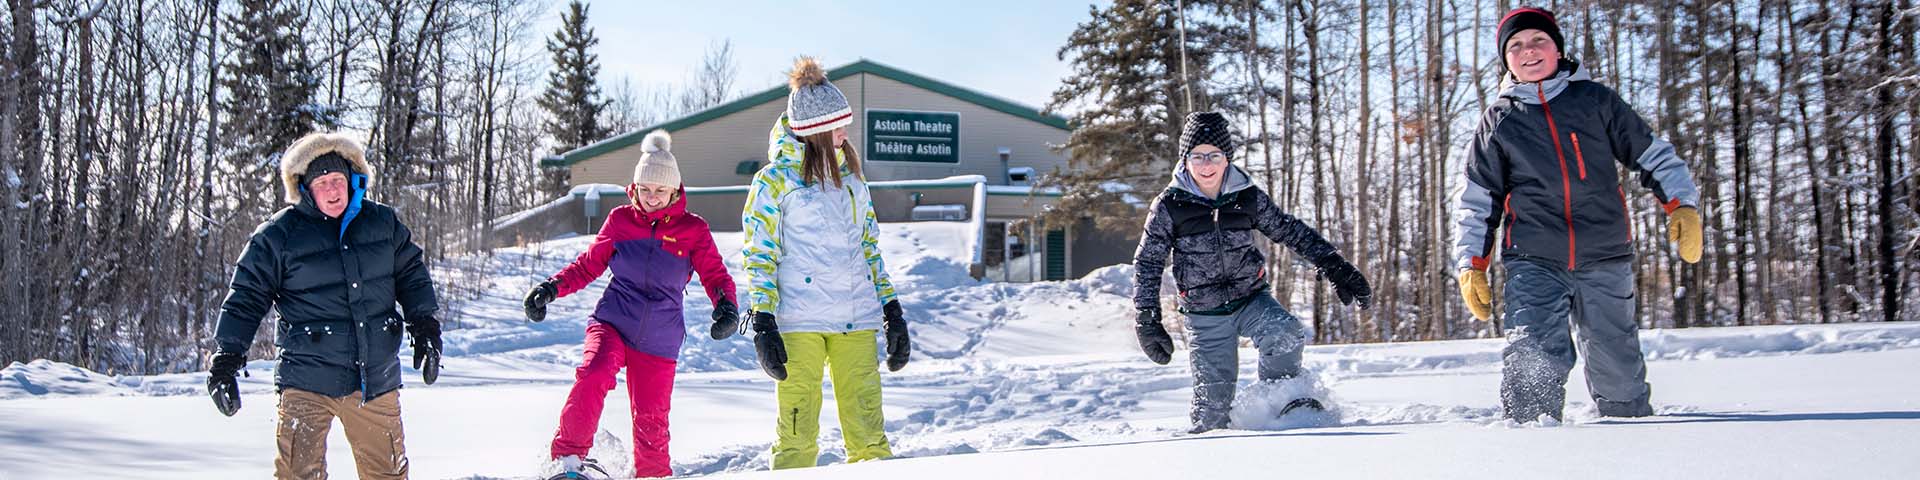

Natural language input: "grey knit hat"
[1178,111,1236,161]
[785,57,852,137]
[632,130,681,187]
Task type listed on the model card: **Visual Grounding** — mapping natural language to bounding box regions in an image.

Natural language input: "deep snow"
[3,221,1917,479]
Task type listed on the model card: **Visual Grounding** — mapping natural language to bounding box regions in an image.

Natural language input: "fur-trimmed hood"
[279,132,375,204]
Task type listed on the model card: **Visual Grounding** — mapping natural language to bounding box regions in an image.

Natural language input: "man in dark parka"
[208,132,441,479]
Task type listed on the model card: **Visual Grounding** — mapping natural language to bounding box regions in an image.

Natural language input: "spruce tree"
[219,0,326,213]
[537,0,609,197]
[1043,0,1256,231]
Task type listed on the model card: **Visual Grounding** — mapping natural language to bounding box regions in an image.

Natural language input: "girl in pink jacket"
[522,131,741,478]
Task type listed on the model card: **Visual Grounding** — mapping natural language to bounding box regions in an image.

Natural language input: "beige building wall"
[848,74,1070,182]
[568,73,1069,188]
[568,95,792,188]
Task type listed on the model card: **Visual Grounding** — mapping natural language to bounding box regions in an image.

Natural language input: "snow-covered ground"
[4,221,1918,479]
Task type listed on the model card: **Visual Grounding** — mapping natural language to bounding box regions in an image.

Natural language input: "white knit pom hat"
[631,130,681,187]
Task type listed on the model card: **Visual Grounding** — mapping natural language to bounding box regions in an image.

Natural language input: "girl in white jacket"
[739,56,912,470]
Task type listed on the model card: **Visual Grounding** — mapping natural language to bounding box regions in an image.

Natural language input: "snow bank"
[1307,321,1920,380]
[0,360,137,399]
[0,357,282,400]
[1638,322,1920,360]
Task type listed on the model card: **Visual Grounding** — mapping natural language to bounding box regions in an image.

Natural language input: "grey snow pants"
[1184,294,1308,429]
[1500,256,1653,421]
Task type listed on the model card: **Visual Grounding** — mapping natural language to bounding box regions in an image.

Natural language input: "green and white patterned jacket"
[740,115,897,333]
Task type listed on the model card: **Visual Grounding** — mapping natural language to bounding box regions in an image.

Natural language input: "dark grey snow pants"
[1184,294,1308,429]
[1500,256,1653,421]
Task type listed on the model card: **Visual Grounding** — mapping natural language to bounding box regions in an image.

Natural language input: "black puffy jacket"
[1133,164,1347,315]
[213,196,438,401]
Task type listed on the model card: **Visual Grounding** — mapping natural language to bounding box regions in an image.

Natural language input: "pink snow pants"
[551,322,676,478]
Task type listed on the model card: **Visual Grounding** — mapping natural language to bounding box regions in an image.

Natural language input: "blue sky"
[542,0,1107,112]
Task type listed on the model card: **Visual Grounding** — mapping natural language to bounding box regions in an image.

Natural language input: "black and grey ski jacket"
[1133,163,1347,315]
[1451,60,1699,272]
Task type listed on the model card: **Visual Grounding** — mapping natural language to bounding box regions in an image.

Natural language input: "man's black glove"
[882,300,911,371]
[751,311,788,381]
[1135,308,1175,365]
[1321,260,1373,309]
[407,316,442,385]
[710,299,741,340]
[524,279,558,322]
[207,352,246,416]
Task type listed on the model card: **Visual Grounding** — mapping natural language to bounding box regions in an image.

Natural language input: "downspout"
[581,187,602,233]
[970,178,987,279]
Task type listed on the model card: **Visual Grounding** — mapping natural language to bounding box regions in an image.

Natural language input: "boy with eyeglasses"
[1131,111,1372,434]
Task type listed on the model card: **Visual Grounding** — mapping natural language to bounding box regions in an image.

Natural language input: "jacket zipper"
[1212,205,1227,281]
[336,231,371,404]
[1537,84,1577,270]
[1571,133,1588,180]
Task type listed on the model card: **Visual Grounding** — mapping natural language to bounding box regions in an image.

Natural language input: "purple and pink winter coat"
[550,193,736,359]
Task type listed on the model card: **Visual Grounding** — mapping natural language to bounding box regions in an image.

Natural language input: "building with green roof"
[509,59,1134,281]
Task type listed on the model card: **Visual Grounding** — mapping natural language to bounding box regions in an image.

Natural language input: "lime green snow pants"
[771,330,892,469]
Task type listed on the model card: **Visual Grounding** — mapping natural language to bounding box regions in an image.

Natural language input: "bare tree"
[678,39,738,113]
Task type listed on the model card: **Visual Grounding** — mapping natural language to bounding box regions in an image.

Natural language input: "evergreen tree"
[1043,0,1257,231]
[219,0,326,213]
[536,0,609,197]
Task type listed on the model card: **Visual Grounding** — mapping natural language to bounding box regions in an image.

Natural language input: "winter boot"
[546,455,611,480]
[1186,417,1231,435]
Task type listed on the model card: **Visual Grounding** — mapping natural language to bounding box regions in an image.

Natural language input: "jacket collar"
[294,190,328,219]
[1168,159,1255,201]
[292,173,367,240]
[1499,59,1591,104]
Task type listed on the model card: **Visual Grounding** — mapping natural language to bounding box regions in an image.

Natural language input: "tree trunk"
[1729,0,1752,326]
[1357,0,1376,342]
[1424,0,1448,339]
[1277,0,1298,310]
[1289,0,1329,342]
[1872,1,1898,322]
[1791,2,1831,324]
[1386,0,1406,341]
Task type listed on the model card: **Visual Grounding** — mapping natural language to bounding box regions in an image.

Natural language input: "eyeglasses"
[1185,152,1229,165]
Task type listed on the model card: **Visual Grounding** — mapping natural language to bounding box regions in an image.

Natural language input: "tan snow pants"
[275,388,409,480]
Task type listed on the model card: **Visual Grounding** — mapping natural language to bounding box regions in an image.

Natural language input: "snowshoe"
[544,455,612,480]
[1278,398,1325,416]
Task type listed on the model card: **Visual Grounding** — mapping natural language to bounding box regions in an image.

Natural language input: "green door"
[1045,229,1067,281]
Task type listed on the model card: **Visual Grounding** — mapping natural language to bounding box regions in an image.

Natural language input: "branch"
[49,0,106,25]
[1867,75,1920,93]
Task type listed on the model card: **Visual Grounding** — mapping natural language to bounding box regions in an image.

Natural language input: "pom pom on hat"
[785,56,853,137]
[632,130,681,187]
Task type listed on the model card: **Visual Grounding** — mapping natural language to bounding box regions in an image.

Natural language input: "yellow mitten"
[1458,269,1494,321]
[1669,206,1702,264]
